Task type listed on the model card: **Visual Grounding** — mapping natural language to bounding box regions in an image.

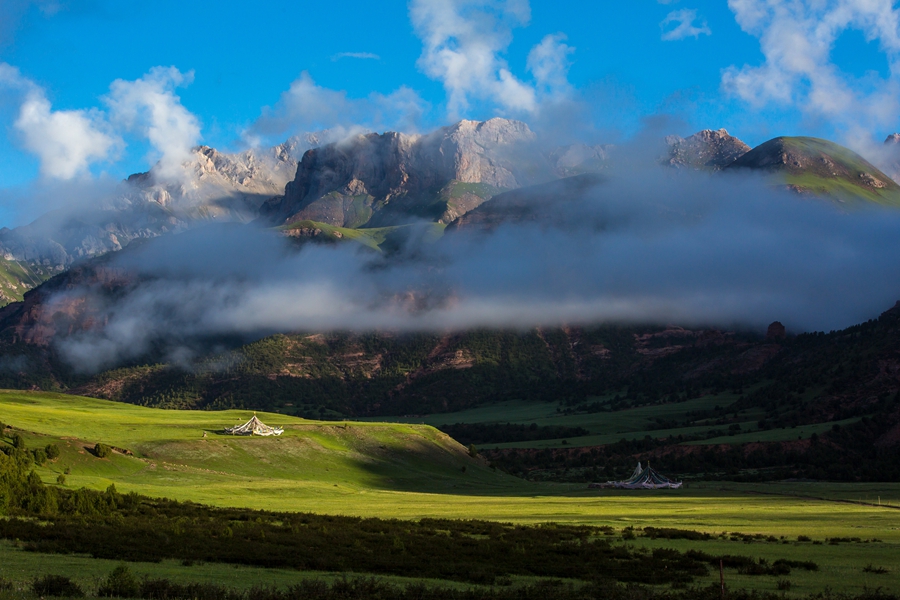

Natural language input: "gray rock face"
[664,129,750,170]
[0,139,309,268]
[263,118,545,228]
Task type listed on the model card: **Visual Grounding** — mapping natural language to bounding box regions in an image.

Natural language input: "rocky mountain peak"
[263,118,544,228]
[664,128,751,170]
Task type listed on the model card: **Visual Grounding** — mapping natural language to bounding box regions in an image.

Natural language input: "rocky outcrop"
[262,118,545,228]
[664,129,750,170]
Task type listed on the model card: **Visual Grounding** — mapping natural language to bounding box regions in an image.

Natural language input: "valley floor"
[1,391,899,596]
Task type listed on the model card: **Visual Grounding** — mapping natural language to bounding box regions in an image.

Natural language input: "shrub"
[32,575,84,597]
[98,565,140,598]
[45,443,61,460]
[32,448,47,465]
[12,433,24,449]
[863,564,889,574]
[467,443,478,458]
[777,579,792,590]
[94,443,112,458]
[56,474,66,485]
[0,577,12,591]
[797,535,811,542]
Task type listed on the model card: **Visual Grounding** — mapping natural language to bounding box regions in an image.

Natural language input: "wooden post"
[720,559,725,600]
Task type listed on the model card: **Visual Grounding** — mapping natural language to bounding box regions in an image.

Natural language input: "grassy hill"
[0,391,519,508]
[727,136,900,206]
[2,390,900,597]
[1,390,898,542]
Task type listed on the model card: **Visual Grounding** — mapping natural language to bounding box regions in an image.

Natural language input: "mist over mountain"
[0,116,899,378]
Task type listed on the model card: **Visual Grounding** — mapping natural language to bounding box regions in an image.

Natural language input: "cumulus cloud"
[0,64,202,182]
[660,9,712,41]
[722,0,900,146]
[527,33,575,98]
[105,66,201,180]
[0,62,119,179]
[331,52,381,61]
[409,0,538,116]
[51,167,900,373]
[244,71,428,146]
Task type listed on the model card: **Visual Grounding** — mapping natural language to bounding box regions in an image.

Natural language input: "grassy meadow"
[1,390,899,596]
[360,394,848,450]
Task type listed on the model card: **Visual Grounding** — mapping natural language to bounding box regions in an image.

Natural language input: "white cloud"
[331,52,381,61]
[723,0,900,144]
[245,71,429,145]
[660,9,712,41]
[105,66,201,180]
[527,33,575,98]
[0,62,118,180]
[409,0,538,116]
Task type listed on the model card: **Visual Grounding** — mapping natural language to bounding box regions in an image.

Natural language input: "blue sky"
[1,0,899,198]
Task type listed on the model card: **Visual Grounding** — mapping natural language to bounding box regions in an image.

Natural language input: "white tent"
[223,414,284,436]
[590,462,682,489]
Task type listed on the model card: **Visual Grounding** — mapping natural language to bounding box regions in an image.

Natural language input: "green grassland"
[1,391,899,596]
[0,391,897,540]
[0,540,483,593]
[0,535,896,598]
[363,394,803,450]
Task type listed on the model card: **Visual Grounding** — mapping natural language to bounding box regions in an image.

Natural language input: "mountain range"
[0,119,895,275]
[0,119,898,481]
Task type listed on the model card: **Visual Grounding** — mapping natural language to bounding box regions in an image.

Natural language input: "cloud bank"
[53,168,900,372]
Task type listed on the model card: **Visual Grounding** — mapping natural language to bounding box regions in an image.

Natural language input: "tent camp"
[590,462,682,489]
[223,414,284,436]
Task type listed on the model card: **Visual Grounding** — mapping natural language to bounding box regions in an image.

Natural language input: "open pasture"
[1,391,899,595]
[1,391,898,539]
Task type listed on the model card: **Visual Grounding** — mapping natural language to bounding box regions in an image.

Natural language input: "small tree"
[45,443,60,460]
[56,474,66,485]
[12,433,25,449]
[467,443,478,458]
[94,443,112,458]
[98,565,139,598]
[31,448,47,466]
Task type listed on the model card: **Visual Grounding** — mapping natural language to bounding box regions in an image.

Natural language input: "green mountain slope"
[0,391,508,506]
[727,136,900,206]
[0,257,56,307]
